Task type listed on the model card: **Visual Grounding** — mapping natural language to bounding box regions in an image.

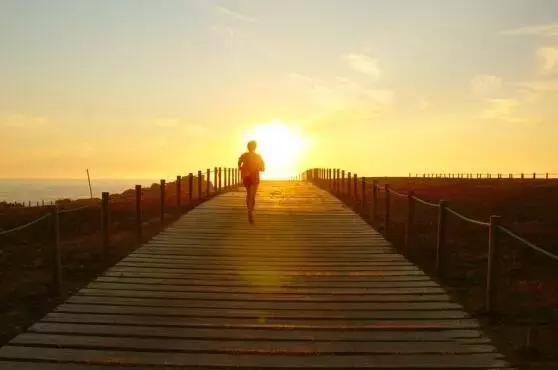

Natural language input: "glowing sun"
[243,119,308,179]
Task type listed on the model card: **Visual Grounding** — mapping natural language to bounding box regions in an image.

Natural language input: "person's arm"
[238,154,244,169]
[260,156,265,172]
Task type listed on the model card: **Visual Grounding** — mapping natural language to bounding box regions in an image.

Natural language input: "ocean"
[0,179,160,204]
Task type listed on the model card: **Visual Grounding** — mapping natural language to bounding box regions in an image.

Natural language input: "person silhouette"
[238,140,265,223]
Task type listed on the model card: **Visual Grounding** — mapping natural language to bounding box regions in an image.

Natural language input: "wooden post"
[361,177,366,215]
[206,169,210,197]
[546,172,549,180]
[213,167,217,193]
[188,173,193,205]
[102,192,110,261]
[218,167,222,192]
[435,200,448,277]
[486,215,501,313]
[51,205,62,298]
[135,185,142,241]
[197,170,203,201]
[384,184,390,238]
[353,174,358,206]
[521,173,524,179]
[341,170,345,196]
[370,180,378,223]
[405,191,415,249]
[533,172,536,179]
[347,172,352,198]
[159,180,165,224]
[176,175,181,211]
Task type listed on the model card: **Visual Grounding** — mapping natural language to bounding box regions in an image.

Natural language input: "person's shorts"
[243,174,259,188]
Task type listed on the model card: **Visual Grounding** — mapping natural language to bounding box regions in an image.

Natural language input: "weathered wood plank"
[29,322,485,341]
[42,313,482,330]
[76,288,453,302]
[11,333,496,354]
[0,347,509,368]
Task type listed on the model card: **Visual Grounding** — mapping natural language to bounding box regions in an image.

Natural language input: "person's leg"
[250,182,259,211]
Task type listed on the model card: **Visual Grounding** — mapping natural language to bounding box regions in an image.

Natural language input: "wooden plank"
[85,282,444,295]
[96,276,439,288]
[42,313,482,330]
[76,288,453,302]
[104,270,433,282]
[55,304,469,320]
[107,266,427,277]
[11,333,497,354]
[0,362,134,370]
[125,254,412,266]
[29,322,486,341]
[67,295,462,311]
[0,347,510,368]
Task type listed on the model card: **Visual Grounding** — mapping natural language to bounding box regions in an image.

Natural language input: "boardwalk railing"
[0,167,240,299]
[302,168,558,317]
[408,172,557,179]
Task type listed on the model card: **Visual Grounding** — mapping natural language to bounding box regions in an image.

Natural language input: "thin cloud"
[513,80,558,93]
[470,75,502,98]
[342,53,380,80]
[0,114,48,128]
[537,47,558,73]
[214,5,256,23]
[500,23,558,37]
[480,98,519,119]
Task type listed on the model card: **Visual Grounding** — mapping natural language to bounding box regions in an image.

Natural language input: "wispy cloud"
[479,98,519,119]
[500,23,558,37]
[0,114,48,128]
[513,80,558,93]
[153,118,208,136]
[470,74,502,98]
[214,5,256,23]
[537,47,558,73]
[342,53,380,80]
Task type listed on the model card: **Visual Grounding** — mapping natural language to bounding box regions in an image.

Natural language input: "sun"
[242,119,308,179]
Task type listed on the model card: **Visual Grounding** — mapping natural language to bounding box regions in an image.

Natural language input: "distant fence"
[302,168,558,315]
[0,167,241,298]
[410,172,558,179]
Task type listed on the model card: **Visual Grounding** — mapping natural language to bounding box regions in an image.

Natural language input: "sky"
[1,0,558,179]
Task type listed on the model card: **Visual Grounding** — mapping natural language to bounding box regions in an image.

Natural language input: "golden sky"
[1,1,558,179]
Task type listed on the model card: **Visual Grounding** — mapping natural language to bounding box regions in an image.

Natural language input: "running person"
[238,140,265,223]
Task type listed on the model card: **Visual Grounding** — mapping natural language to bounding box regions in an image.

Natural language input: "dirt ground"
[332,177,558,369]
[0,177,215,346]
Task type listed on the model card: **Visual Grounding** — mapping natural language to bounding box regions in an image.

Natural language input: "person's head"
[247,140,257,152]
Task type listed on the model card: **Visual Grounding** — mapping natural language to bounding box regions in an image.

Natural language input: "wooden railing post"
[160,180,165,224]
[341,170,345,196]
[353,173,358,207]
[384,184,390,238]
[361,177,366,215]
[218,167,222,192]
[213,167,217,193]
[435,200,448,277]
[370,180,378,223]
[206,169,210,197]
[176,175,181,212]
[135,185,142,241]
[102,192,110,261]
[405,191,415,250]
[51,205,62,298]
[486,215,501,313]
[347,172,352,199]
[188,173,193,205]
[197,170,203,201]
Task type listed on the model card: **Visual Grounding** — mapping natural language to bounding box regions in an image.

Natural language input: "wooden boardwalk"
[0,182,512,369]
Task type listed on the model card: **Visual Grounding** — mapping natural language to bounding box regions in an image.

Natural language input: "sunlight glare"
[243,119,308,179]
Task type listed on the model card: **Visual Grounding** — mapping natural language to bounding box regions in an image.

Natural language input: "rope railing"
[498,225,558,261]
[445,207,490,227]
[0,166,241,299]
[411,195,438,208]
[303,167,558,316]
[0,213,52,236]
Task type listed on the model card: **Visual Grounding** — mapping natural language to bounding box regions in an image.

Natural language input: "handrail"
[387,187,406,198]
[58,205,93,214]
[0,213,52,236]
[498,225,558,261]
[446,207,490,227]
[411,195,438,208]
